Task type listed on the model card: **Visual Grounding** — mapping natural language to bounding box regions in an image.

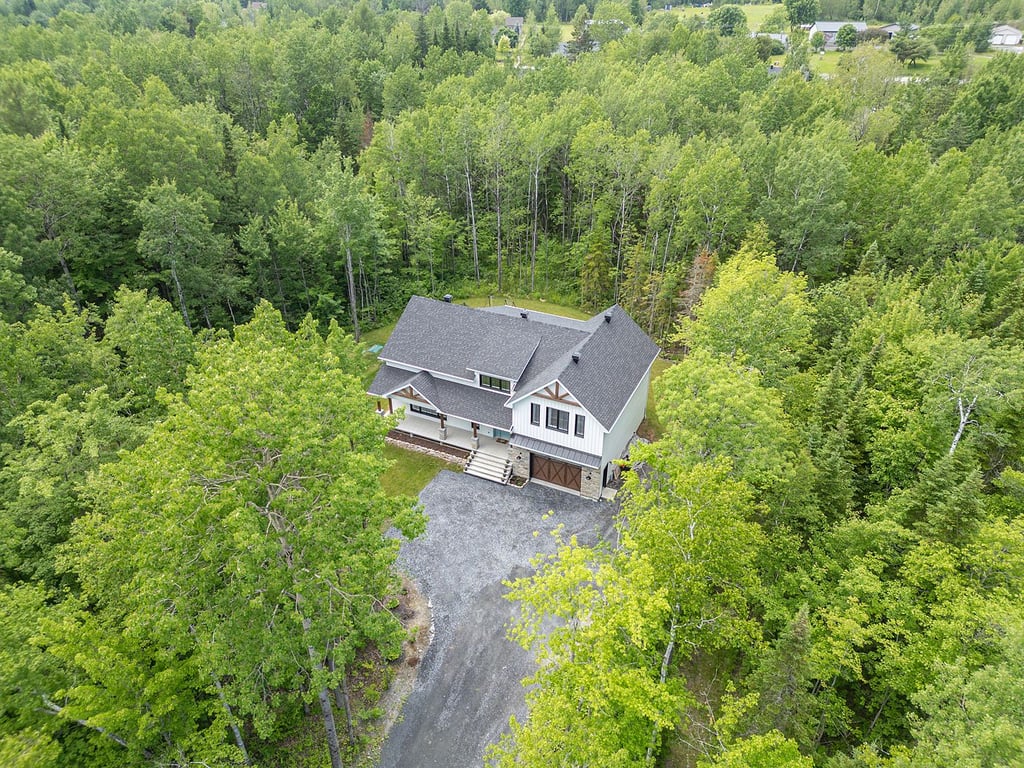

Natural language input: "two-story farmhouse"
[369,296,659,500]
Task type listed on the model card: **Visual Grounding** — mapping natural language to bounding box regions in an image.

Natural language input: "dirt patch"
[370,575,433,741]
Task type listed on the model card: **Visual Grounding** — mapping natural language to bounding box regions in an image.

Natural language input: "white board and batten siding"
[510,382,605,459]
[601,362,655,467]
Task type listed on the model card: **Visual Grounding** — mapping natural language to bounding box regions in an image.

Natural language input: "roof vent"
[572,353,580,363]
[604,312,612,323]
[520,311,528,319]
[442,294,453,303]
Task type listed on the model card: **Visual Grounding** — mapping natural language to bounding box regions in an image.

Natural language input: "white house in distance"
[369,296,659,500]
[990,24,1023,51]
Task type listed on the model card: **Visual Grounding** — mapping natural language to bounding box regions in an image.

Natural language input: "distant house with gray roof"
[990,24,1023,51]
[808,20,867,48]
[369,296,659,499]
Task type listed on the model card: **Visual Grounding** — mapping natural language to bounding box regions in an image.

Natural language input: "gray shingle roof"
[509,435,601,468]
[509,305,659,429]
[373,297,659,432]
[811,20,867,32]
[378,297,540,381]
[368,365,512,430]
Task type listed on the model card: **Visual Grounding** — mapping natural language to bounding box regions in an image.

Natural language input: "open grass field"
[671,2,781,30]
[807,47,941,76]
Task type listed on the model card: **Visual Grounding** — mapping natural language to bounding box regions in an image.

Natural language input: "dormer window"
[480,374,511,393]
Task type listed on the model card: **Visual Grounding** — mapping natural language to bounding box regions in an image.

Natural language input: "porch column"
[439,414,447,441]
[387,398,393,415]
[471,422,479,450]
[376,398,382,413]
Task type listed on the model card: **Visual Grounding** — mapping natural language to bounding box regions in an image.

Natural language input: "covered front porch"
[388,411,510,461]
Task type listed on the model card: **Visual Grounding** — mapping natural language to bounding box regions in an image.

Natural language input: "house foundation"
[510,447,531,479]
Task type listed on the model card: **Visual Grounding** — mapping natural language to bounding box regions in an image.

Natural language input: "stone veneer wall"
[509,445,603,500]
[580,467,602,500]
[509,446,531,479]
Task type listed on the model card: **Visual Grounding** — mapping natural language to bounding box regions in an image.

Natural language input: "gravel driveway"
[379,470,616,768]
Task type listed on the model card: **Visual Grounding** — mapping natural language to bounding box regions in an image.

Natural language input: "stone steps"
[464,449,512,485]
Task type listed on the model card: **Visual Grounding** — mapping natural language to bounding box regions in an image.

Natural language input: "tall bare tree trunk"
[213,676,252,765]
[342,224,360,342]
[495,159,503,292]
[327,649,356,745]
[305,625,344,768]
[169,259,191,330]
[465,161,480,283]
[530,166,540,292]
[645,609,679,766]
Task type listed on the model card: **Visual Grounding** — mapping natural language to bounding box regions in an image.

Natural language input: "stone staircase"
[464,448,512,485]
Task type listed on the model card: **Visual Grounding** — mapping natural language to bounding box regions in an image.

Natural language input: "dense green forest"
[1,0,1024,766]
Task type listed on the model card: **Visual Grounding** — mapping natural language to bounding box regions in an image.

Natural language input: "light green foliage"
[654,349,813,530]
[0,248,35,320]
[676,225,814,384]
[0,301,116,440]
[60,304,423,761]
[493,533,680,767]
[0,585,64,765]
[101,287,195,412]
[0,388,144,586]
[909,623,1024,767]
[699,731,812,767]
[494,456,764,766]
[316,160,389,340]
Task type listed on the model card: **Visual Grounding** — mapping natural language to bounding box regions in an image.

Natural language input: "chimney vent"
[442,294,453,303]
[572,353,580,363]
[604,312,612,323]
[520,311,528,319]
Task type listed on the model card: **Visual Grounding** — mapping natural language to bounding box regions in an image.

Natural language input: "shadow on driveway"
[379,471,616,768]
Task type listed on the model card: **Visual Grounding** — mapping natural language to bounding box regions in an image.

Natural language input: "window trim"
[574,414,585,438]
[546,406,569,433]
[479,374,511,393]
[530,402,541,425]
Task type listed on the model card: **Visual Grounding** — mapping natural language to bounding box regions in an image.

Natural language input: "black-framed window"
[530,402,541,425]
[575,414,585,437]
[480,374,511,393]
[546,407,569,433]
[410,404,439,419]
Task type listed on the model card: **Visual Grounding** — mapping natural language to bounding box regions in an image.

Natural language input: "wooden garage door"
[531,454,582,492]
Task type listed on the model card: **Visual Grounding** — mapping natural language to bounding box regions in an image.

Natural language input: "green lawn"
[806,47,943,76]
[380,443,462,497]
[671,3,780,31]
[463,295,590,319]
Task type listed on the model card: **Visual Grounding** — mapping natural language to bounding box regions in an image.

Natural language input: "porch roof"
[370,365,513,430]
[509,434,602,469]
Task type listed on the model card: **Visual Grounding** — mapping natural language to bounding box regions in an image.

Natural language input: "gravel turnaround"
[379,470,616,768]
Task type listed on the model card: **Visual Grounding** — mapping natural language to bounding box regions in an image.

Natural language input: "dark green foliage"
[0,3,1023,766]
